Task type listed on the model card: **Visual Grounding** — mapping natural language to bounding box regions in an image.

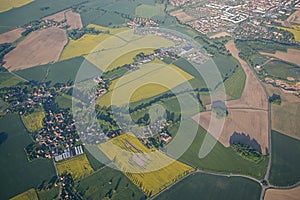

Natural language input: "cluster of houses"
[127,17,159,29]
[54,145,84,162]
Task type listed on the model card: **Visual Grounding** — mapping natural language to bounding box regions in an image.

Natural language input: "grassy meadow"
[0,114,55,200]
[56,154,94,180]
[155,173,262,200]
[10,188,38,200]
[269,130,300,186]
[264,60,300,80]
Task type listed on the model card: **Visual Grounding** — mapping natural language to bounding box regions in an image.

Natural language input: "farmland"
[4,27,68,71]
[155,173,262,200]
[0,0,33,13]
[22,108,45,132]
[177,119,268,179]
[264,185,300,200]
[36,187,59,200]
[269,130,300,186]
[278,27,300,42]
[263,60,300,80]
[263,83,300,140]
[99,134,194,196]
[135,4,165,18]
[56,154,94,180]
[15,56,96,85]
[0,114,55,200]
[75,166,146,200]
[0,72,23,88]
[97,59,194,106]
[0,28,24,44]
[10,188,38,200]
[260,49,300,66]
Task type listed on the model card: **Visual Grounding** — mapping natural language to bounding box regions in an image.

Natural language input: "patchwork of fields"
[99,133,194,196]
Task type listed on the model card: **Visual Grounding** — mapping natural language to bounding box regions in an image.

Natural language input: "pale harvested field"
[65,10,83,30]
[225,40,268,110]
[170,9,194,22]
[209,32,231,39]
[43,10,67,22]
[263,83,300,140]
[3,27,67,71]
[264,186,300,200]
[287,9,300,25]
[194,40,269,155]
[0,27,24,44]
[260,49,300,66]
[193,109,269,154]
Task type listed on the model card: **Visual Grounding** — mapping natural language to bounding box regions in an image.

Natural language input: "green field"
[0,72,23,88]
[36,187,59,200]
[222,65,246,99]
[269,130,300,186]
[10,188,38,200]
[75,166,146,200]
[0,114,56,200]
[135,4,165,18]
[15,57,99,85]
[0,0,83,33]
[174,119,268,179]
[264,60,300,80]
[155,173,262,200]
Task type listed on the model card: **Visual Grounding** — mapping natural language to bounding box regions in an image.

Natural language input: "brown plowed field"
[0,28,24,44]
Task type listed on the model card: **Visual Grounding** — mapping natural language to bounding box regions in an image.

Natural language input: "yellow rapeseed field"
[97,59,194,106]
[99,133,194,196]
[56,154,94,180]
[278,26,300,42]
[0,0,33,13]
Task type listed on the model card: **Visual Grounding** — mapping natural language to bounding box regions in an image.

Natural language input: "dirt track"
[3,27,67,71]
[0,28,24,44]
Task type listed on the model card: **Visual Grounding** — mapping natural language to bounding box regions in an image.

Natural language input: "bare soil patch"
[193,109,269,155]
[287,9,300,25]
[0,28,24,44]
[3,27,68,71]
[170,9,194,22]
[260,49,300,66]
[225,40,268,110]
[209,32,231,39]
[43,10,67,22]
[65,10,83,30]
[265,186,300,200]
[263,83,300,140]
[194,40,269,155]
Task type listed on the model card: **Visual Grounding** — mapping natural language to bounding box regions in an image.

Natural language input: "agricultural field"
[177,119,268,179]
[0,0,83,34]
[0,72,23,88]
[0,114,56,200]
[263,60,300,80]
[193,109,269,155]
[10,188,38,200]
[97,59,194,106]
[60,25,128,61]
[99,134,194,196]
[269,130,300,186]
[75,166,146,200]
[135,4,165,18]
[155,173,262,200]
[15,56,97,85]
[263,83,300,140]
[0,0,33,13]
[170,9,194,23]
[3,27,68,71]
[264,185,300,200]
[36,187,59,200]
[0,27,24,44]
[22,108,45,132]
[260,49,300,67]
[65,9,83,30]
[56,154,94,180]
[278,27,300,42]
